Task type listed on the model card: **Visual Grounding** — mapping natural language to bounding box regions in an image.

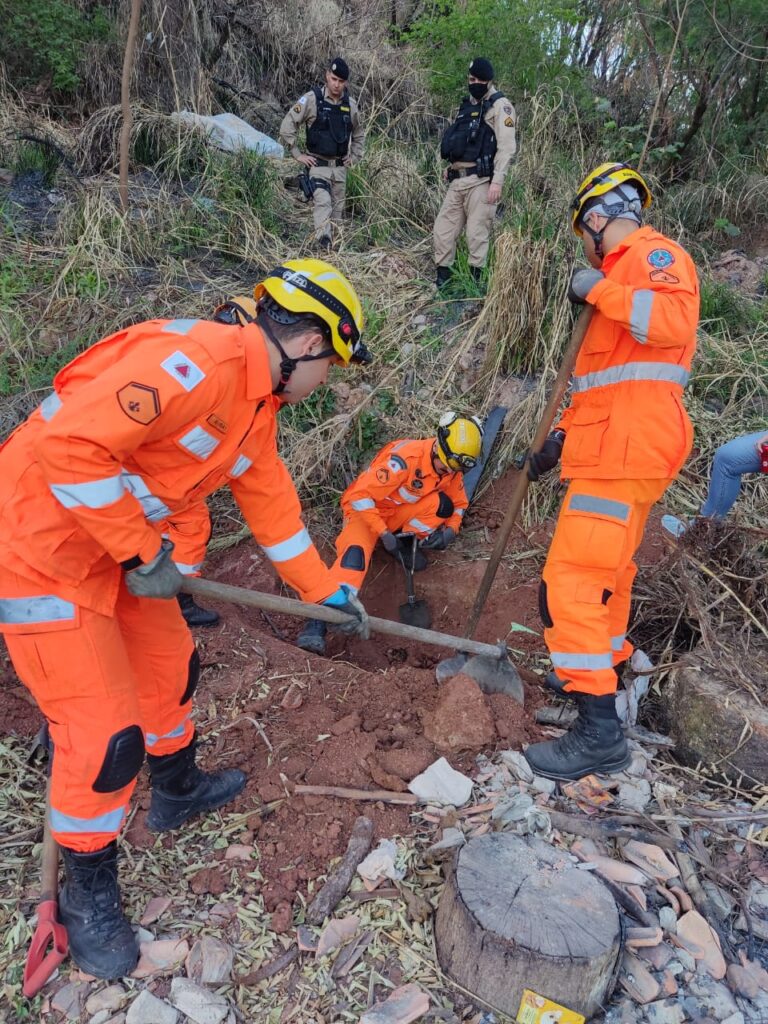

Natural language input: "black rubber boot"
[524,693,629,780]
[296,618,327,655]
[318,235,332,252]
[436,266,452,289]
[146,738,246,832]
[177,592,220,628]
[58,842,139,979]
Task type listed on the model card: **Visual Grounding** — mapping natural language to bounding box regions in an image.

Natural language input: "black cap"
[329,56,349,80]
[468,57,494,82]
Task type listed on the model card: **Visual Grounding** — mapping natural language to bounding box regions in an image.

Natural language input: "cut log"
[435,833,622,1019]
[658,663,768,781]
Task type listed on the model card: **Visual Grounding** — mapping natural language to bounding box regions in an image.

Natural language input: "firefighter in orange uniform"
[297,414,483,654]
[0,261,371,978]
[522,163,699,780]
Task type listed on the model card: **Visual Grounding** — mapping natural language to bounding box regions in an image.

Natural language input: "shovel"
[183,577,524,701]
[396,534,432,629]
[23,780,68,998]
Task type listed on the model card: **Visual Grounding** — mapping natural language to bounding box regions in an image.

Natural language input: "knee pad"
[92,724,145,793]
[340,545,366,571]
[538,580,553,629]
[436,493,454,519]
[179,649,200,706]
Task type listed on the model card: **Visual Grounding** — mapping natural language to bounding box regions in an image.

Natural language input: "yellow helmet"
[570,162,652,236]
[212,295,258,326]
[436,412,484,472]
[254,259,370,365]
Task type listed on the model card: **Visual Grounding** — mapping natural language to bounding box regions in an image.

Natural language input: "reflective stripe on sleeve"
[351,498,375,511]
[146,716,190,747]
[178,426,219,459]
[50,806,126,834]
[408,518,432,534]
[261,528,312,563]
[550,651,614,670]
[568,494,631,521]
[0,595,76,625]
[611,634,627,651]
[39,392,62,421]
[162,319,198,335]
[173,561,203,575]
[456,508,465,517]
[398,486,421,504]
[572,362,689,392]
[630,289,655,344]
[121,472,171,521]
[230,454,253,478]
[50,474,125,510]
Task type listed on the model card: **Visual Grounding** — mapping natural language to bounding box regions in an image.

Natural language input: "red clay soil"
[0,472,670,905]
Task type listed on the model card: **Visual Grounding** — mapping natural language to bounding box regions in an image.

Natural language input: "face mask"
[468,81,488,100]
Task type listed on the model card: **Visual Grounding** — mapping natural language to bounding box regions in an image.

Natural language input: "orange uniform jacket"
[557,226,699,480]
[0,318,338,623]
[341,438,468,534]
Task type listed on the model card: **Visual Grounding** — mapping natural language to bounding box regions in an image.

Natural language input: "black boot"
[296,618,327,655]
[177,592,220,628]
[147,737,246,832]
[436,265,452,289]
[58,842,139,979]
[469,265,484,283]
[524,693,629,780]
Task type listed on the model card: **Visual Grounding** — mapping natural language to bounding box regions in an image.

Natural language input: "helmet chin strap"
[261,316,298,395]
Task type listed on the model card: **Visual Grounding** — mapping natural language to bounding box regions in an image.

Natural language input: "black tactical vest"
[440,91,503,163]
[306,86,353,159]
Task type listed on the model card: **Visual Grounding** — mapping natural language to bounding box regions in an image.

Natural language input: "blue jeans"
[700,430,764,518]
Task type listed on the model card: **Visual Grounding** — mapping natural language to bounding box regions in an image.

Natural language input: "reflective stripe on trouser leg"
[542,478,669,696]
[117,582,196,757]
[330,516,379,593]
[465,180,495,267]
[434,184,468,268]
[0,570,149,852]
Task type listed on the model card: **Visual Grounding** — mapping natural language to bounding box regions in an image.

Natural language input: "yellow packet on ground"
[516,989,586,1024]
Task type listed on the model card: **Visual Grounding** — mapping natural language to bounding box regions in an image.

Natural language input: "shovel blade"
[398,599,432,629]
[23,900,68,997]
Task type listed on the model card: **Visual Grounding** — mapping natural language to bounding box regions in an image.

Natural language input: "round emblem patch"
[647,248,675,269]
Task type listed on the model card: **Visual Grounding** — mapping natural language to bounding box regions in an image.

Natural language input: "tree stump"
[658,662,768,782]
[435,833,622,1019]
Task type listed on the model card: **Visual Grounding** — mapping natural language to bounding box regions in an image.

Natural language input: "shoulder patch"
[503,103,513,115]
[647,248,675,270]
[388,454,407,472]
[293,104,302,113]
[117,382,161,425]
[160,350,206,392]
[376,468,390,484]
[649,268,680,284]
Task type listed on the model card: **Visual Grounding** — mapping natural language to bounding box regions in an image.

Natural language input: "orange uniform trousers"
[541,477,671,697]
[0,569,194,852]
[332,491,450,593]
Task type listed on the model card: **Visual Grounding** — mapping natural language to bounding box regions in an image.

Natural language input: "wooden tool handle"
[40,780,59,904]
[464,305,594,639]
[184,577,505,659]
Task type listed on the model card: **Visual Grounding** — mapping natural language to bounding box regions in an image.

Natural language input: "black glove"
[420,525,456,551]
[380,531,399,554]
[568,268,604,304]
[125,540,184,598]
[527,431,565,482]
[322,586,370,639]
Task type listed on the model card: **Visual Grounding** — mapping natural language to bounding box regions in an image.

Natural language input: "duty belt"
[447,164,489,182]
[310,156,345,167]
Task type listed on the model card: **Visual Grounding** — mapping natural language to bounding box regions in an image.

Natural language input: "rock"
[620,951,661,1004]
[270,900,293,933]
[132,938,190,978]
[720,1014,744,1024]
[687,974,739,1020]
[677,911,726,979]
[359,982,430,1023]
[169,978,229,1024]
[426,827,466,858]
[331,710,362,735]
[623,841,679,882]
[498,750,534,783]
[735,879,768,940]
[637,942,675,970]
[140,897,172,926]
[185,936,234,985]
[126,990,179,1024]
[660,970,678,997]
[223,844,253,861]
[710,249,768,297]
[423,675,495,751]
[659,906,678,933]
[189,867,226,896]
[726,964,759,1000]
[626,926,663,948]
[736,953,768,993]
[529,774,557,797]
[408,757,473,807]
[645,1000,685,1024]
[86,986,128,1016]
[617,778,652,812]
[377,747,434,782]
[52,981,89,1019]
[90,1011,113,1024]
[316,914,359,957]
[367,755,408,793]
[170,111,284,158]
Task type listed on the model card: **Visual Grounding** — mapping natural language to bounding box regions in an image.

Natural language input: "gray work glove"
[322,585,370,640]
[421,525,456,551]
[125,539,184,598]
[568,268,605,304]
[380,531,399,554]
[527,430,566,482]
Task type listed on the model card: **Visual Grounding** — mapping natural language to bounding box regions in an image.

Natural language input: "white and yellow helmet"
[436,412,484,472]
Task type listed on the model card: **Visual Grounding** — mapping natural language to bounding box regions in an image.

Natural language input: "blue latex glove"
[322,585,370,638]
